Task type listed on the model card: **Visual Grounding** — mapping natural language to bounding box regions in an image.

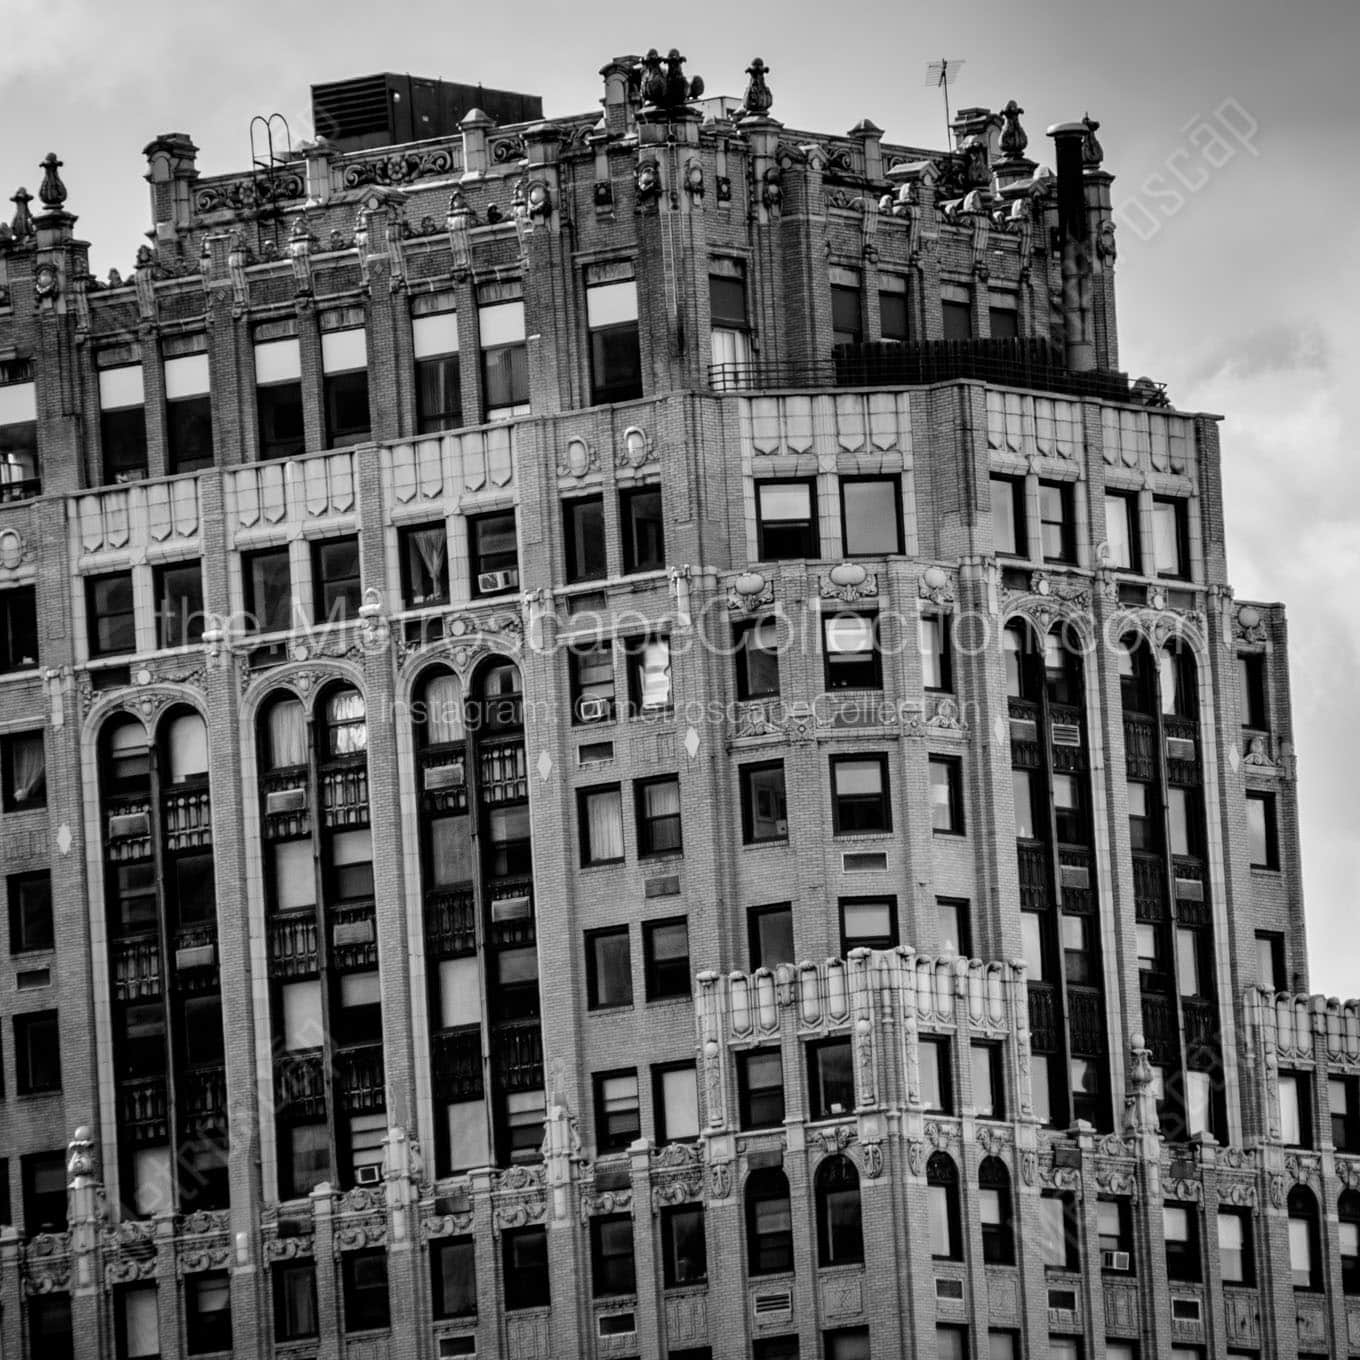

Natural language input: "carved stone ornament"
[683,158,704,202]
[820,561,877,602]
[906,1139,926,1177]
[634,158,662,207]
[862,1142,883,1179]
[557,435,598,478]
[1020,1150,1038,1186]
[742,57,774,116]
[38,152,67,211]
[761,165,783,212]
[1233,603,1268,644]
[998,101,1028,159]
[918,565,955,607]
[709,1161,733,1199]
[616,425,655,469]
[727,571,774,612]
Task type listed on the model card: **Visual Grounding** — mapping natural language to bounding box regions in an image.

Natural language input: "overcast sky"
[3,0,1356,993]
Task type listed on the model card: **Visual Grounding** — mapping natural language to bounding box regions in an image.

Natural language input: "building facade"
[0,44,1345,1360]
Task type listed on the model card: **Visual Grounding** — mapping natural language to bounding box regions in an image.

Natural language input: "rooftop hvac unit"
[597,1312,636,1338]
[108,811,151,839]
[1101,1249,1131,1272]
[354,1164,382,1186]
[477,569,519,594]
[437,1338,476,1359]
[491,895,531,922]
[1171,1297,1202,1323]
[265,786,307,814]
[423,762,465,791]
[1174,877,1205,902]
[1051,722,1082,747]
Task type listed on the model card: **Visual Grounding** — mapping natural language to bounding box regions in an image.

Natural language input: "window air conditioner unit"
[109,811,151,838]
[333,918,375,947]
[437,1338,476,1359]
[1174,877,1204,902]
[577,695,610,722]
[1102,1250,1131,1272]
[1166,736,1196,761]
[265,787,307,814]
[477,569,519,594]
[354,1164,382,1186]
[492,895,531,922]
[423,762,465,791]
[176,944,216,971]
[1051,722,1082,747]
[597,1312,636,1339]
[935,1277,965,1301]
[1059,864,1091,889]
[1010,718,1039,744]
[752,1289,792,1320]
[1171,1297,1202,1323]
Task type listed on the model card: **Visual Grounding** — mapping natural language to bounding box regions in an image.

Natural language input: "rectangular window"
[620,486,664,573]
[590,1213,636,1297]
[972,1042,1005,1119]
[153,561,204,648]
[255,338,305,460]
[1218,1209,1253,1285]
[1098,1198,1132,1264]
[587,279,643,405]
[164,353,213,472]
[936,1327,969,1360]
[340,1249,389,1332]
[186,1272,233,1353]
[118,1284,160,1360]
[399,523,449,608]
[1152,497,1189,578]
[1342,1217,1360,1295]
[1062,914,1094,986]
[321,330,371,448]
[0,586,38,671]
[431,1236,477,1319]
[839,475,902,556]
[594,1070,641,1151]
[653,1063,700,1144]
[312,535,362,623]
[273,1262,319,1341]
[636,776,682,857]
[991,475,1026,556]
[738,1049,785,1129]
[920,614,952,691]
[1238,652,1268,729]
[930,757,964,834]
[831,755,890,835]
[1256,931,1286,992]
[625,635,671,714]
[22,1151,67,1233]
[579,785,624,865]
[563,496,606,583]
[99,365,148,482]
[502,1225,550,1310]
[87,570,136,657]
[1289,1213,1316,1290]
[839,897,898,953]
[243,547,292,632]
[734,616,781,700]
[1,731,46,811]
[1246,792,1279,869]
[937,898,971,958]
[807,1036,855,1119]
[826,1328,870,1360]
[1167,786,1199,858]
[1127,780,1155,852]
[662,1203,707,1286]
[1331,1076,1360,1153]
[756,480,817,560]
[1011,769,1038,842]
[586,927,631,1009]
[643,917,690,999]
[467,509,518,598]
[988,304,1019,339]
[1038,1193,1079,1271]
[1039,480,1075,563]
[942,295,973,340]
[15,1010,61,1093]
[879,281,908,343]
[1105,491,1140,571]
[0,377,39,501]
[1053,773,1085,844]
[749,904,793,970]
[830,280,863,347]
[282,1122,330,1200]
[920,1037,951,1113]
[569,640,615,724]
[740,761,788,843]
[1164,1204,1200,1281]
[709,269,751,374]
[479,301,529,418]
[413,310,462,434]
[9,871,53,953]
[822,612,881,690]
[1279,1071,1311,1147]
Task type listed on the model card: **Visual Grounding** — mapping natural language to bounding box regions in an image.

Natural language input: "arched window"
[418,670,464,748]
[1288,1187,1323,1291]
[978,1157,1014,1265]
[926,1152,962,1261]
[473,660,523,733]
[1003,622,1040,702]
[1159,641,1197,721]
[105,716,151,790]
[814,1155,863,1267]
[163,711,208,784]
[745,1167,793,1276]
[324,687,367,757]
[263,696,307,770]
[1339,1190,1360,1294]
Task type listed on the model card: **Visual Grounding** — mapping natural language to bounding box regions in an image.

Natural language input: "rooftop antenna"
[924,60,965,146]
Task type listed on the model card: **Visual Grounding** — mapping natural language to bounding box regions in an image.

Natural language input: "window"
[927,1153,962,1259]
[329,830,375,903]
[164,353,214,472]
[595,1070,640,1151]
[1105,491,1140,571]
[879,280,908,342]
[734,616,781,700]
[942,287,972,340]
[1038,1193,1080,1271]
[1063,914,1094,986]
[15,1011,61,1093]
[0,376,39,500]
[1159,645,1196,718]
[591,1213,636,1296]
[920,1037,952,1113]
[1340,1191,1360,1293]
[738,1049,785,1129]
[282,1122,330,1200]
[620,486,664,572]
[1163,1203,1200,1281]
[186,1272,233,1352]
[745,1168,793,1275]
[644,918,690,999]
[1097,1198,1132,1268]
[0,587,37,671]
[99,364,148,482]
[341,1249,389,1331]
[662,1203,707,1286]
[989,302,1019,339]
[1238,653,1268,729]
[741,762,788,843]
[567,639,615,724]
[88,570,136,656]
[830,279,863,347]
[1217,1209,1253,1285]
[1152,496,1189,578]
[815,1155,863,1266]
[579,785,625,865]
[505,1089,547,1163]
[1127,781,1155,852]
[587,279,642,404]
[1287,1188,1321,1290]
[1135,922,1161,974]
[563,496,606,583]
[321,329,371,448]
[22,1151,66,1232]
[637,777,682,856]
[255,337,305,460]
[1052,773,1085,845]
[929,757,964,834]
[117,1284,160,1360]
[839,897,897,953]
[312,535,362,623]
[936,1327,969,1360]
[1021,912,1048,981]
[920,614,952,691]
[243,547,292,632]
[749,904,794,970]
[1246,792,1278,869]
[1256,931,1286,991]
[756,481,817,560]
[710,268,751,372]
[991,475,1026,555]
[822,612,880,689]
[1280,1071,1311,1147]
[273,1262,319,1341]
[938,898,972,957]
[1332,1076,1360,1152]
[837,475,904,558]
[979,1158,1014,1264]
[988,1335,1020,1360]
[413,309,462,434]
[469,510,518,596]
[972,1043,1005,1119]
[502,1225,549,1309]
[830,755,890,835]
[586,927,632,1009]
[153,561,204,648]
[807,1038,856,1119]
[653,1063,699,1143]
[399,523,449,608]
[1039,481,1075,563]
[2,731,45,811]
[625,635,671,714]
[1167,787,1200,858]
[9,872,52,952]
[479,300,529,417]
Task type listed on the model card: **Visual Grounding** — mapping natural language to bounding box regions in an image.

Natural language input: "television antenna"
[924,60,965,145]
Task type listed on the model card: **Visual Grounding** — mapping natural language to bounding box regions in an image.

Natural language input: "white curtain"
[167,713,208,782]
[267,699,307,768]
[410,525,448,600]
[10,733,44,803]
[424,673,463,744]
[587,789,624,860]
[327,689,367,755]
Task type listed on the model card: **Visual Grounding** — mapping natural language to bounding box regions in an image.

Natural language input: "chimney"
[1047,122,1095,372]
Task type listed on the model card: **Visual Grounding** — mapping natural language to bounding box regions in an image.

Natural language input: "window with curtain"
[166,713,209,783]
[422,672,463,745]
[326,689,367,757]
[266,699,307,769]
[580,786,625,864]
[400,523,449,607]
[3,731,45,810]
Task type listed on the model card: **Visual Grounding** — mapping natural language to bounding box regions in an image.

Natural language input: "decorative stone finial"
[1082,113,1104,168]
[999,100,1028,158]
[10,187,34,238]
[67,1125,98,1182]
[743,57,773,117]
[38,153,67,211]
[638,47,704,114]
[640,49,666,106]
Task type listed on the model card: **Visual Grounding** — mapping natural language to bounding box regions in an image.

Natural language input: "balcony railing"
[1027,983,1058,1052]
[1048,703,1085,774]
[1132,852,1166,922]
[1057,847,1095,913]
[432,1025,485,1102]
[1123,715,1156,782]
[320,755,369,829]
[1007,698,1042,769]
[330,901,379,971]
[478,741,528,805]
[105,796,154,861]
[494,1020,544,1093]
[1016,840,1050,912]
[1182,997,1220,1051]
[1164,716,1200,786]
[335,1043,386,1115]
[1140,993,1178,1065]
[1067,985,1108,1057]
[261,767,310,840]
[426,883,477,959]
[119,1076,169,1145]
[268,908,319,979]
[181,1064,227,1126]
[162,782,212,852]
[709,338,1157,404]
[275,1047,327,1118]
[488,877,535,948]
[420,745,469,815]
[1171,857,1210,925]
[112,933,162,1001]
[173,924,220,991]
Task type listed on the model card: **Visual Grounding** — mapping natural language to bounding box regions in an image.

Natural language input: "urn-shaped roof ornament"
[743,57,774,117]
[999,100,1028,158]
[39,153,67,211]
[10,187,35,238]
[1082,113,1104,168]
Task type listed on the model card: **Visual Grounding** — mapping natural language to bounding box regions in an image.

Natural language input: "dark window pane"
[244,549,292,632]
[154,563,204,648]
[879,290,908,342]
[257,382,305,460]
[88,572,136,656]
[621,488,664,573]
[564,497,606,582]
[416,354,462,434]
[324,370,371,448]
[590,323,643,404]
[167,395,214,472]
[0,586,38,671]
